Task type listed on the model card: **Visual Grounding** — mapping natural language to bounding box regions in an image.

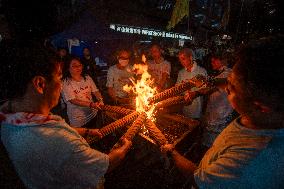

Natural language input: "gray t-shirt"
[106,65,133,98]
[195,117,284,189]
[1,113,109,189]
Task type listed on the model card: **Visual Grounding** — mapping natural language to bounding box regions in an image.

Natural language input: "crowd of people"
[0,35,284,189]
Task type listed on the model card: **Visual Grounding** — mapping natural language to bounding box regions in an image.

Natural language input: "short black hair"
[234,35,284,111]
[116,49,130,58]
[0,40,58,101]
[178,48,193,58]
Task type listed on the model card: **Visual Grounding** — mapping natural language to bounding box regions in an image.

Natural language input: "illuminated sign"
[109,24,192,40]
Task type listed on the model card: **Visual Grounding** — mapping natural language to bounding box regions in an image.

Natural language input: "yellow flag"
[167,0,189,30]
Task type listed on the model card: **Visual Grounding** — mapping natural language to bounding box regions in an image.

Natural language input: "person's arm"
[86,76,104,108]
[161,144,197,177]
[107,138,132,172]
[159,72,169,90]
[93,91,104,103]
[159,62,171,90]
[73,127,102,138]
[69,99,101,109]
[92,90,104,109]
[107,87,117,102]
[170,150,197,177]
[184,87,218,104]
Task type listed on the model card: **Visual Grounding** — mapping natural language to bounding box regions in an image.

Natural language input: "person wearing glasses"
[106,49,134,106]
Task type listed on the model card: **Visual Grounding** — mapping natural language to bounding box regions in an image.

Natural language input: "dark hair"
[83,47,90,51]
[57,47,68,51]
[210,52,222,60]
[234,35,284,111]
[0,40,58,100]
[63,56,87,81]
[150,43,161,50]
[178,48,193,58]
[116,49,130,57]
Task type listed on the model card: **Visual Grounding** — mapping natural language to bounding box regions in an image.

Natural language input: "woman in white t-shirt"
[62,56,104,128]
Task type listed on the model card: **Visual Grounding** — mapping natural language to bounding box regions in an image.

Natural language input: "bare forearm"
[107,150,125,173]
[107,139,131,172]
[159,73,169,89]
[107,87,117,100]
[171,150,197,177]
[73,127,88,136]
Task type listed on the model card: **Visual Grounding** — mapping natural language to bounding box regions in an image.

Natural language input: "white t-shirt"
[106,65,133,98]
[147,58,171,85]
[1,112,109,189]
[195,117,284,189]
[176,62,207,118]
[62,75,99,127]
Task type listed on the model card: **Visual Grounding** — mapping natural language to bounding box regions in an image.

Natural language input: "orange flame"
[123,55,157,121]
[142,54,147,63]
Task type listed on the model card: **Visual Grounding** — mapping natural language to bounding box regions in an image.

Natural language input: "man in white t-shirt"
[176,48,208,119]
[147,44,171,91]
[106,50,133,105]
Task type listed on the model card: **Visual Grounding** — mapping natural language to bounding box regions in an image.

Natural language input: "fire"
[141,54,147,63]
[123,55,157,121]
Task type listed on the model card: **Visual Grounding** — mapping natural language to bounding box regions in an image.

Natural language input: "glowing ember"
[123,55,157,121]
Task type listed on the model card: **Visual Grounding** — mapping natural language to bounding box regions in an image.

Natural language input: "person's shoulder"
[62,78,72,86]
[85,75,95,83]
[85,75,92,80]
